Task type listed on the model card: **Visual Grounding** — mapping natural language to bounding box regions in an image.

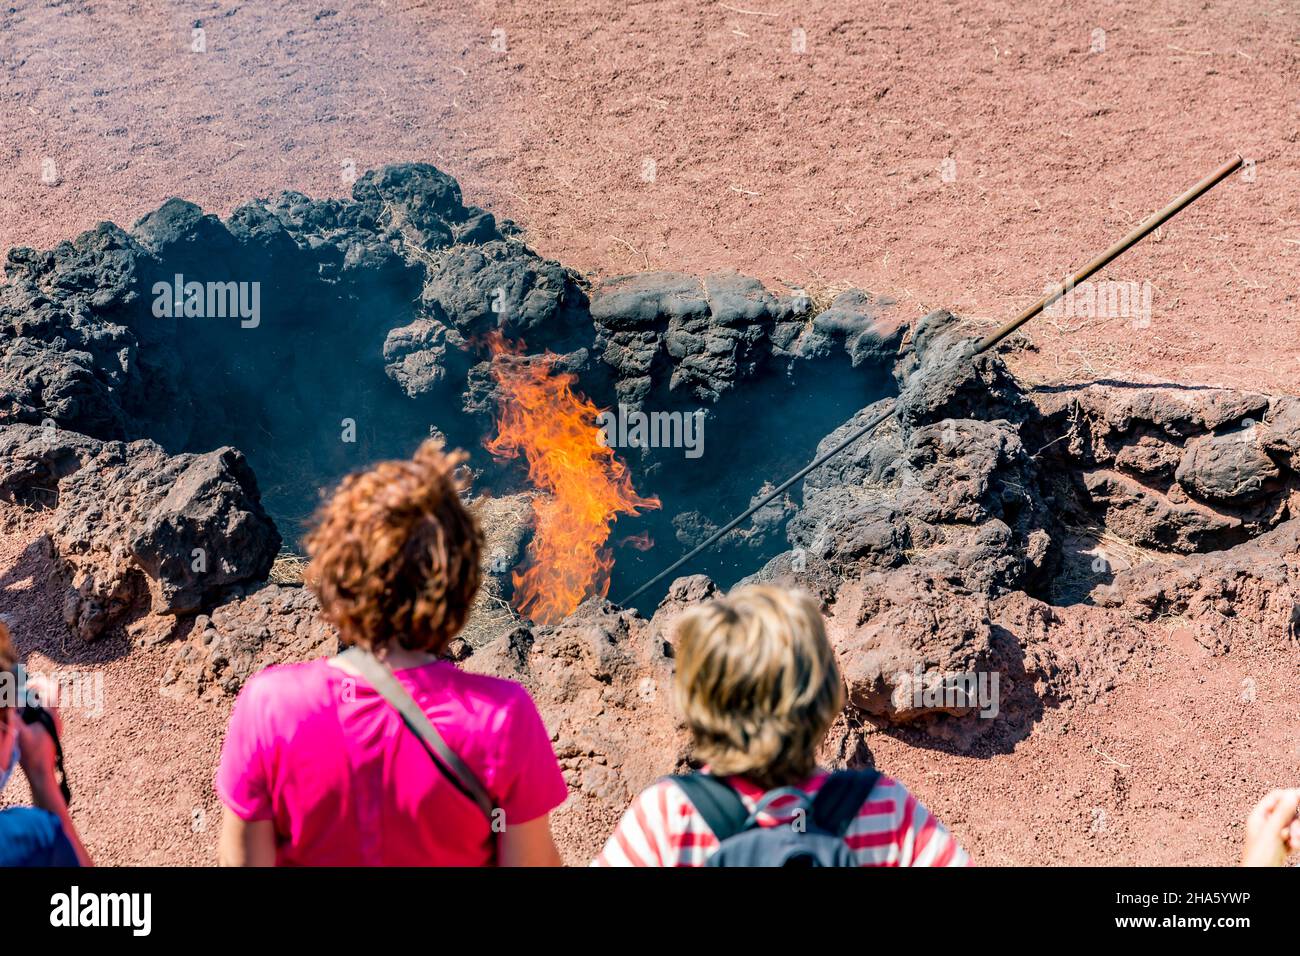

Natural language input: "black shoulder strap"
[20,703,70,806]
[812,769,881,836]
[670,773,752,842]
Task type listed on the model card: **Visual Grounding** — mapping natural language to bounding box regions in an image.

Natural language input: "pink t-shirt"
[215,656,567,866]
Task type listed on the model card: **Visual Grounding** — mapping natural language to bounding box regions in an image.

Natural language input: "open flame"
[485,335,660,624]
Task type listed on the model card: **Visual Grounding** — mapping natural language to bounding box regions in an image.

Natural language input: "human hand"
[1242,789,1300,867]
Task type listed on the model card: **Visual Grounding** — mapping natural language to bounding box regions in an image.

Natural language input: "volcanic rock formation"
[3,163,1300,863]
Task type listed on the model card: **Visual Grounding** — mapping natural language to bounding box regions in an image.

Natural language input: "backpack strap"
[339,646,495,821]
[19,702,71,807]
[811,769,881,836]
[669,773,752,842]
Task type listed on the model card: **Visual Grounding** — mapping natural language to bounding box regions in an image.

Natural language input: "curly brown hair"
[305,439,483,655]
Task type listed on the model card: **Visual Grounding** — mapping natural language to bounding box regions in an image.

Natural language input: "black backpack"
[670,769,880,867]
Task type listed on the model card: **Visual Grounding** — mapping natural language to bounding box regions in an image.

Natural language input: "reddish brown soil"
[870,630,1300,866]
[0,513,225,865]
[4,1,1295,391]
[2,0,1298,865]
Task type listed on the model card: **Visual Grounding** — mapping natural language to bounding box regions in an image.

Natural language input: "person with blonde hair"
[595,585,968,866]
[216,439,567,866]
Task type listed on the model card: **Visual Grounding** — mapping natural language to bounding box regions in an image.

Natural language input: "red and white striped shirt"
[594,771,970,867]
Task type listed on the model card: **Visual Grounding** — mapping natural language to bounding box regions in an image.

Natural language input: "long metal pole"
[618,155,1243,607]
[974,154,1243,352]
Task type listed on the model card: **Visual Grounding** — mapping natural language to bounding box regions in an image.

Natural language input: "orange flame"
[618,531,655,552]
[485,335,660,624]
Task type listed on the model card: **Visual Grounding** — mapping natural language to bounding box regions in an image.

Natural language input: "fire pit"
[6,163,1298,645]
[0,164,908,623]
[6,162,1300,864]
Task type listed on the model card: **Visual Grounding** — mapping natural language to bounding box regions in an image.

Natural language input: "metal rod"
[618,155,1243,607]
[974,154,1243,353]
[619,402,898,604]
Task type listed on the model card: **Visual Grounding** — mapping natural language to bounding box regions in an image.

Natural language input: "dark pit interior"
[605,352,896,615]
[146,299,894,617]
[137,266,447,537]
[13,165,1293,642]
[99,206,898,618]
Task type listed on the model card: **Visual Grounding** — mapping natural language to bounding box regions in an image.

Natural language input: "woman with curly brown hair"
[216,440,566,866]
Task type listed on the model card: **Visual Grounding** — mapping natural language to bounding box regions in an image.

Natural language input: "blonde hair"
[673,585,844,789]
